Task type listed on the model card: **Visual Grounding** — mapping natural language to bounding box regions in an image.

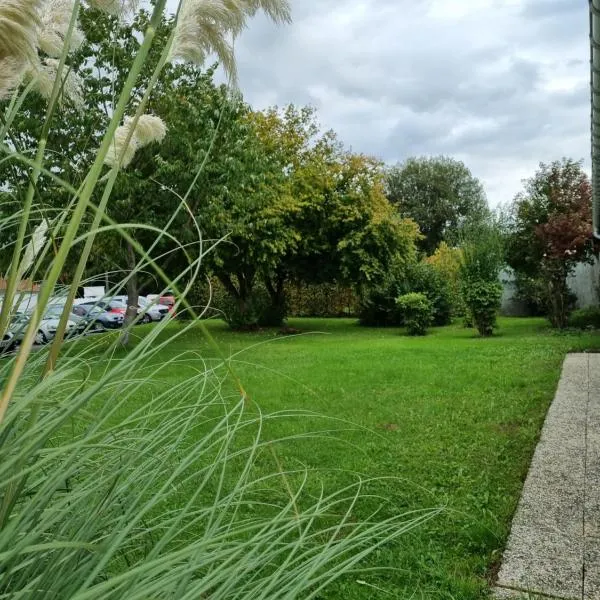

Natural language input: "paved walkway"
[494,353,600,599]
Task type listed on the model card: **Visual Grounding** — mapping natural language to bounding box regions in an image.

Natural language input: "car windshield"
[44,306,64,318]
[81,304,106,313]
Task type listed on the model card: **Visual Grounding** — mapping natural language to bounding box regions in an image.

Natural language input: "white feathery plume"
[104,114,167,169]
[0,0,41,97]
[26,58,84,108]
[38,0,84,57]
[124,114,167,145]
[0,57,27,100]
[19,218,49,277]
[105,124,138,169]
[169,0,291,79]
[87,0,138,16]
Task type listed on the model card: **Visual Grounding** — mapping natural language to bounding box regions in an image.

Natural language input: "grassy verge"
[56,317,600,598]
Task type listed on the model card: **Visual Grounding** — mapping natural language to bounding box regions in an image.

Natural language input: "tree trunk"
[545,271,569,329]
[217,271,259,329]
[263,272,287,327]
[120,242,139,346]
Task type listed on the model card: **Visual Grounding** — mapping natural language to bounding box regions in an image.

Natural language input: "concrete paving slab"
[585,434,600,539]
[492,587,566,599]
[516,481,583,538]
[584,354,600,599]
[584,540,600,599]
[494,353,592,600]
[496,524,583,598]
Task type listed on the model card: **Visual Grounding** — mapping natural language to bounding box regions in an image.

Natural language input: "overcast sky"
[187,0,591,208]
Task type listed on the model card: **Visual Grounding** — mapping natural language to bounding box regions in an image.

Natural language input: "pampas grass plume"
[104,114,167,169]
[0,0,40,97]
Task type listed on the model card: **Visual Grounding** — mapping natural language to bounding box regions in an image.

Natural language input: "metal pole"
[590,0,600,238]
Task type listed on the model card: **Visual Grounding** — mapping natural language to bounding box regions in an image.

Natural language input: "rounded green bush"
[396,292,433,336]
[462,281,502,337]
[568,306,600,329]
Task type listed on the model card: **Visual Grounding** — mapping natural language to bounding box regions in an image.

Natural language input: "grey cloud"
[521,0,581,20]
[214,0,593,206]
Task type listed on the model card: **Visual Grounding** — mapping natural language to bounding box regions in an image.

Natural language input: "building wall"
[499,268,530,316]
[567,257,600,308]
[500,258,600,316]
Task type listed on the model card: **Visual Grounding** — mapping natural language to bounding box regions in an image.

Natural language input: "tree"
[251,105,420,325]
[424,241,464,316]
[385,156,489,255]
[1,6,295,335]
[506,158,594,328]
[77,9,256,333]
[459,220,504,336]
[196,109,299,327]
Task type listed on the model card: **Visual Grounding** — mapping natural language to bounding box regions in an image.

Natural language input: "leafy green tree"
[425,242,465,316]
[3,11,419,333]
[2,8,293,332]
[506,158,594,328]
[386,156,489,255]
[459,221,505,336]
[77,9,251,328]
[252,106,420,325]
[80,11,303,330]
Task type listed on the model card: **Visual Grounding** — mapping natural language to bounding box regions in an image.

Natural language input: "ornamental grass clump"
[0,0,438,597]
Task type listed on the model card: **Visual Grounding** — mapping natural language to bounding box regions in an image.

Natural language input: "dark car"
[72,303,124,330]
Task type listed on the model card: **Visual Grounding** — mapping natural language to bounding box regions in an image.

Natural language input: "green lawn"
[79,317,600,598]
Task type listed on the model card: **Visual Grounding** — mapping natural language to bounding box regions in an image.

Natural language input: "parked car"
[146,292,176,317]
[111,295,168,323]
[72,303,124,330]
[138,296,170,321]
[7,313,29,346]
[34,305,77,344]
[102,299,127,315]
[0,330,17,353]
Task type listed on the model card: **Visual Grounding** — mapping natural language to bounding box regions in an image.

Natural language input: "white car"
[3,307,76,346]
[138,296,170,321]
[35,305,77,344]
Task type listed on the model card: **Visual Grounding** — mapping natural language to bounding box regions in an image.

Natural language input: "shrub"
[459,221,504,336]
[396,292,433,335]
[258,292,288,327]
[425,242,465,316]
[220,287,275,330]
[287,283,358,317]
[462,281,503,337]
[403,263,452,326]
[187,277,229,318]
[358,273,403,326]
[512,273,547,316]
[190,279,359,321]
[568,306,600,329]
[358,262,452,328]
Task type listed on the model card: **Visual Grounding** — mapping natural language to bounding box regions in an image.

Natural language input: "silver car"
[112,295,169,322]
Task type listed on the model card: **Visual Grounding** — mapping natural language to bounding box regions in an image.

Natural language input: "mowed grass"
[69,318,600,598]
